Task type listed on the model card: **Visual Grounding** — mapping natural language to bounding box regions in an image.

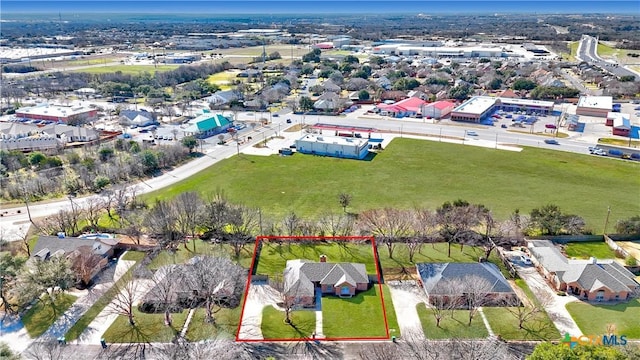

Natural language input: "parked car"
[519,255,532,265]
[501,124,508,128]
[286,119,292,123]
[544,139,559,145]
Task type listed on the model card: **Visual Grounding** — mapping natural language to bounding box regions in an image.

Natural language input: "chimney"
[590,257,597,264]
[319,254,327,263]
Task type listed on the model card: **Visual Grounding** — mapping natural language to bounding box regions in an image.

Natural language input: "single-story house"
[139,260,240,313]
[416,262,518,307]
[283,256,369,307]
[204,90,242,107]
[182,110,232,138]
[528,240,639,302]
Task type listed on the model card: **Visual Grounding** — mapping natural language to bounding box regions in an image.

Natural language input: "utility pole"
[603,206,611,235]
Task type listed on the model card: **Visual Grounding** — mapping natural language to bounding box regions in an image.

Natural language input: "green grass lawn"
[121,251,147,262]
[322,286,389,338]
[566,299,640,338]
[141,138,640,230]
[185,294,245,341]
[255,241,377,276]
[563,242,618,260]
[22,294,77,338]
[596,42,619,57]
[102,308,189,343]
[416,304,488,339]
[381,285,400,339]
[261,305,316,340]
[73,64,179,74]
[483,307,560,341]
[598,138,640,148]
[147,239,253,270]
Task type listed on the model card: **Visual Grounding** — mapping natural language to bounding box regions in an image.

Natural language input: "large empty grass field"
[142,138,640,229]
[73,64,179,74]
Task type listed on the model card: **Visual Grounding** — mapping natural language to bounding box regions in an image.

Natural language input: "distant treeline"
[2,64,42,73]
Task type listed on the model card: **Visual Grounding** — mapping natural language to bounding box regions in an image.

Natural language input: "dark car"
[286,119,292,123]
[544,139,559,145]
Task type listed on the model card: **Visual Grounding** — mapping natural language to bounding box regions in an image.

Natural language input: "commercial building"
[576,96,613,118]
[15,103,97,123]
[182,110,232,138]
[450,96,553,123]
[0,122,98,152]
[295,134,369,160]
[421,101,455,119]
[371,44,507,58]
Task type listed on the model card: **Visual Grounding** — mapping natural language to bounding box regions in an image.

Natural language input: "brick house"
[283,256,369,308]
[528,240,639,302]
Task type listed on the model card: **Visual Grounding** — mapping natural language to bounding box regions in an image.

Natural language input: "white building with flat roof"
[295,134,369,160]
[576,96,613,118]
[450,97,496,122]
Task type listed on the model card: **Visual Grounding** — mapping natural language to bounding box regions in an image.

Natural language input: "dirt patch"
[116,234,157,246]
[382,267,420,282]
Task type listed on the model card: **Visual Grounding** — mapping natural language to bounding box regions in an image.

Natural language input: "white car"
[519,255,532,265]
[466,131,478,136]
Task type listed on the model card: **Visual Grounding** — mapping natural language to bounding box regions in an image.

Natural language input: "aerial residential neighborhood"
[1,2,639,360]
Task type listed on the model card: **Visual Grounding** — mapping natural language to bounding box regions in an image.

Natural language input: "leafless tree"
[427,279,465,328]
[187,256,246,324]
[70,245,104,287]
[22,339,65,360]
[268,273,298,325]
[173,191,204,251]
[436,200,484,257]
[154,336,251,360]
[203,190,230,237]
[318,211,355,237]
[461,275,494,326]
[145,265,180,327]
[358,208,413,259]
[225,204,260,258]
[84,197,105,231]
[505,291,553,330]
[282,211,302,236]
[144,199,180,250]
[106,272,141,326]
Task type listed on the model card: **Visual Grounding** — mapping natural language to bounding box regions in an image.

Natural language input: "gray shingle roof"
[32,235,113,259]
[283,259,368,297]
[416,262,514,295]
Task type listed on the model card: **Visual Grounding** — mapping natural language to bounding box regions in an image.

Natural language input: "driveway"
[237,284,281,340]
[386,281,425,339]
[513,263,582,336]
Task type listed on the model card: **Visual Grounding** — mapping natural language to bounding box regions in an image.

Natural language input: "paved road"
[0,108,615,242]
[577,35,638,79]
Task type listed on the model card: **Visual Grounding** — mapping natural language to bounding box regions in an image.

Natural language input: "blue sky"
[2,1,639,14]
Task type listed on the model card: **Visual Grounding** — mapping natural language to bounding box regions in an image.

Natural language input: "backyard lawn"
[416,304,488,339]
[381,285,400,339]
[322,286,389,338]
[103,308,189,343]
[563,242,618,260]
[22,294,77,338]
[261,305,316,340]
[255,241,377,276]
[483,307,560,341]
[147,239,253,270]
[141,138,640,229]
[566,299,640,338]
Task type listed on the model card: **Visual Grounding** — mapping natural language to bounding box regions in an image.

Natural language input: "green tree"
[93,176,110,191]
[489,78,503,90]
[0,253,27,314]
[343,55,360,64]
[98,147,114,162]
[302,48,321,63]
[528,204,585,236]
[140,150,159,174]
[449,84,473,100]
[28,152,46,167]
[299,96,314,111]
[512,78,537,91]
[528,342,628,360]
[358,90,370,101]
[181,135,198,153]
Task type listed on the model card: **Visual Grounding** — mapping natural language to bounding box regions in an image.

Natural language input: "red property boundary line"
[235,236,390,342]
